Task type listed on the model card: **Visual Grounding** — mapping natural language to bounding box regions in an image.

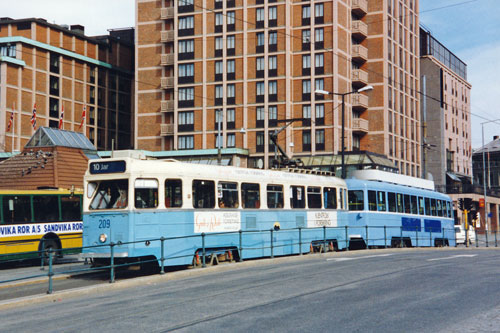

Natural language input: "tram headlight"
[99,233,108,243]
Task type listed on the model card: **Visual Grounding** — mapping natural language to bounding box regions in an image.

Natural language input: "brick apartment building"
[135,0,421,175]
[0,17,135,153]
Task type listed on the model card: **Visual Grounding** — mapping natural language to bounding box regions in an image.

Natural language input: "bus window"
[430,198,437,216]
[377,191,387,211]
[368,191,377,211]
[61,196,81,221]
[193,180,215,208]
[2,196,31,223]
[410,196,418,215]
[218,182,239,208]
[242,183,260,209]
[425,197,431,216]
[324,187,337,209]
[135,179,158,209]
[90,179,128,210]
[396,193,404,213]
[348,190,363,211]
[290,186,305,209]
[33,195,60,222]
[307,187,322,209]
[403,194,410,214]
[165,179,182,208]
[267,185,283,209]
[418,197,425,215]
[388,192,396,212]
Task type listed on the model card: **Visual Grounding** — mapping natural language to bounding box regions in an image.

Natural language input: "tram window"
[446,201,452,218]
[339,189,344,209]
[307,187,322,209]
[324,187,337,209]
[33,195,60,222]
[218,182,239,208]
[396,193,404,213]
[436,200,443,217]
[290,186,305,209]
[165,179,182,208]
[418,197,425,215]
[410,196,418,215]
[425,197,431,216]
[135,179,158,209]
[2,196,31,224]
[267,185,284,209]
[348,190,363,211]
[442,200,448,217]
[90,179,128,210]
[388,192,396,212]
[430,198,437,216]
[403,194,411,214]
[368,191,377,211]
[344,189,348,209]
[377,191,387,211]
[193,180,215,208]
[61,196,81,221]
[242,183,260,209]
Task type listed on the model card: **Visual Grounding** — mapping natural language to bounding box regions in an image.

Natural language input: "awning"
[446,172,461,182]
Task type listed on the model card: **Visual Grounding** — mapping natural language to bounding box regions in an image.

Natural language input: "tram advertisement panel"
[194,211,241,233]
[307,211,337,228]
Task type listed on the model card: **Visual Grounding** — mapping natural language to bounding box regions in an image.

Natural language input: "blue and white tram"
[345,170,455,248]
[82,153,348,266]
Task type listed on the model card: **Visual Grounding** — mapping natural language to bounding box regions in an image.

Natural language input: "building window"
[256,32,265,53]
[315,79,324,100]
[315,53,324,75]
[0,44,16,58]
[302,5,311,26]
[215,60,223,81]
[269,105,277,127]
[179,39,194,60]
[227,133,235,147]
[178,63,194,84]
[179,16,194,36]
[268,6,277,27]
[227,84,235,104]
[227,108,235,129]
[178,135,194,150]
[215,37,223,57]
[256,81,265,103]
[215,0,223,9]
[314,3,324,24]
[315,104,325,125]
[227,59,235,80]
[215,109,223,130]
[316,129,325,151]
[269,31,277,52]
[353,135,360,151]
[50,53,59,73]
[302,30,311,51]
[256,57,265,78]
[302,105,311,126]
[268,56,277,77]
[302,54,311,75]
[215,13,223,33]
[178,0,194,13]
[49,76,59,96]
[302,80,311,101]
[256,8,265,28]
[178,111,194,132]
[256,131,265,152]
[315,28,324,49]
[178,87,194,108]
[215,85,223,105]
[269,81,277,102]
[256,106,265,128]
[302,130,311,152]
[227,11,235,31]
[227,35,235,56]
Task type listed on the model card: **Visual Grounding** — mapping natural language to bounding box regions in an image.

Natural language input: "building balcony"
[160,123,175,136]
[352,93,369,111]
[160,7,175,20]
[161,77,175,89]
[161,100,175,113]
[352,0,368,17]
[161,54,175,66]
[161,30,175,43]
[351,69,368,87]
[351,44,368,63]
[352,118,369,134]
[351,20,367,40]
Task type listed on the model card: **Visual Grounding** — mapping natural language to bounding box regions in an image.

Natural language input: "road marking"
[327,254,395,262]
[427,254,478,261]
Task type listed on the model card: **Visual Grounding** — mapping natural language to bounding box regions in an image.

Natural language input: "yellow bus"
[0,189,83,261]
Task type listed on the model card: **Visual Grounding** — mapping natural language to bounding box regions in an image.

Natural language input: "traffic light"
[458,198,464,211]
[470,210,478,222]
[464,198,473,211]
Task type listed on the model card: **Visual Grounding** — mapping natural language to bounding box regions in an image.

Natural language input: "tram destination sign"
[90,160,126,174]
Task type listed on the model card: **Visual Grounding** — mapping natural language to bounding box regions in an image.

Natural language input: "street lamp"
[315,85,373,178]
[481,119,500,233]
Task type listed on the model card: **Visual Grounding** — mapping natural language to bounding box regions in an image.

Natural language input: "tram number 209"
[98,219,111,229]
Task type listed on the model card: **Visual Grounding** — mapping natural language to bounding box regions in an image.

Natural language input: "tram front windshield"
[89,179,129,210]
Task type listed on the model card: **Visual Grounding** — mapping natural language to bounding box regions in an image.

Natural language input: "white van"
[455,225,476,245]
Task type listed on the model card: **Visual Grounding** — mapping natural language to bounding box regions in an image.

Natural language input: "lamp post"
[217,109,222,165]
[481,119,500,232]
[315,85,373,178]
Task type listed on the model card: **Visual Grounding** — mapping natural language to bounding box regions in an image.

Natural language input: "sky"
[1,0,498,148]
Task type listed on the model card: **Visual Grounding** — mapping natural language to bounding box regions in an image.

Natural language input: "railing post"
[400,226,403,248]
[455,226,458,247]
[40,238,45,270]
[486,230,489,247]
[415,226,418,248]
[270,229,274,258]
[298,227,302,256]
[476,228,479,248]
[365,225,369,249]
[323,226,327,253]
[160,237,165,275]
[238,230,243,262]
[384,226,387,248]
[441,227,444,248]
[495,230,498,248]
[110,242,115,284]
[46,249,53,294]
[201,233,206,268]
[430,227,433,247]
[345,226,349,251]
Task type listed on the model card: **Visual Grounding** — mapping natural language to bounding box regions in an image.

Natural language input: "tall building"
[420,27,471,188]
[0,18,135,152]
[135,0,420,175]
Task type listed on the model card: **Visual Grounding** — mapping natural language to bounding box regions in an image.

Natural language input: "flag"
[6,110,13,132]
[58,104,64,129]
[31,103,37,130]
[79,105,86,129]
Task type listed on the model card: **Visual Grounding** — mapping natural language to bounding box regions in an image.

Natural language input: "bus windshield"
[89,179,129,210]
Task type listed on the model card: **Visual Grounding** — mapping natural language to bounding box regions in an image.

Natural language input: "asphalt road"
[1,248,500,332]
